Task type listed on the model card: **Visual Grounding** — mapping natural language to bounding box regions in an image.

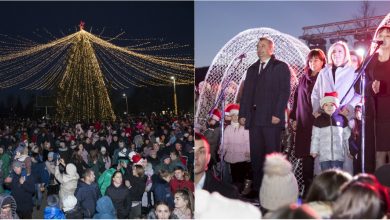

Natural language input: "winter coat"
[153,175,174,209]
[170,177,194,194]
[64,206,84,219]
[310,113,351,162]
[222,124,250,163]
[93,196,117,219]
[124,168,146,201]
[0,194,18,219]
[75,180,101,218]
[98,168,117,196]
[54,163,80,207]
[290,72,319,157]
[311,64,361,119]
[239,55,291,128]
[43,206,66,219]
[106,183,131,219]
[9,173,35,213]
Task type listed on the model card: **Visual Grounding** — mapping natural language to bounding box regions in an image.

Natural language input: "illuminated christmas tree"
[56,22,115,122]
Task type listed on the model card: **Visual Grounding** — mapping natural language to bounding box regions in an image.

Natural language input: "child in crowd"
[310,92,351,171]
[173,189,193,219]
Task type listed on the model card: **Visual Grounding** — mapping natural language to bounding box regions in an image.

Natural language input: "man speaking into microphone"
[238,37,291,194]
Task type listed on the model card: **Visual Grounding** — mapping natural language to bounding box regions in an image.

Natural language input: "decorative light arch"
[195,27,310,127]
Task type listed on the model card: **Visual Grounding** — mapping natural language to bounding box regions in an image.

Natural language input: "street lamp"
[170,76,178,115]
[122,93,128,115]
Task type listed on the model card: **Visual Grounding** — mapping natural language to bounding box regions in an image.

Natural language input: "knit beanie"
[260,153,299,211]
[62,195,77,212]
[320,91,339,108]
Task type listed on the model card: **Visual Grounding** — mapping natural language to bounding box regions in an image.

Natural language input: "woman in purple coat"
[290,49,326,195]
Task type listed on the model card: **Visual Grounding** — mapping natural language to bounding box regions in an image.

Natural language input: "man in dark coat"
[5,161,36,219]
[239,37,291,192]
[194,133,239,199]
[75,169,101,218]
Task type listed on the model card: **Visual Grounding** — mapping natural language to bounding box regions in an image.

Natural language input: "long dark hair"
[304,49,326,75]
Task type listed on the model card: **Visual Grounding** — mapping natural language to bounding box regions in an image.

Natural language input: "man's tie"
[259,62,265,75]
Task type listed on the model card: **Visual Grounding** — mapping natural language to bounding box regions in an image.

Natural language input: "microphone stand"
[208,53,246,181]
[340,43,381,173]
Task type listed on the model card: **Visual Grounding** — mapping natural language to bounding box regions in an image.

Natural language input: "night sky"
[0,1,194,117]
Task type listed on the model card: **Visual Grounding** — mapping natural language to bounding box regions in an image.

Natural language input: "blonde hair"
[327,41,351,66]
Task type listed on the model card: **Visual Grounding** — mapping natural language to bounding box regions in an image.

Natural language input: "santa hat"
[210,109,221,122]
[320,91,339,108]
[229,104,240,116]
[224,104,235,116]
[260,153,299,211]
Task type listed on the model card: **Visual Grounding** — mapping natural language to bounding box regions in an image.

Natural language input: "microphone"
[372,40,384,45]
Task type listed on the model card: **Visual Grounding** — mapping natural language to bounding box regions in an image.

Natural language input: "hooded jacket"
[75,180,101,218]
[55,163,80,206]
[93,196,117,219]
[43,206,66,219]
[0,194,18,219]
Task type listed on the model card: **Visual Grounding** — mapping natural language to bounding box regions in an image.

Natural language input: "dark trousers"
[301,156,314,197]
[249,125,282,191]
[230,161,252,184]
[17,210,32,219]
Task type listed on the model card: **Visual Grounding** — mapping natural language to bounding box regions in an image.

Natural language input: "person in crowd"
[332,182,390,219]
[155,154,175,174]
[170,165,194,194]
[45,151,60,195]
[259,153,299,215]
[100,146,112,170]
[4,161,35,218]
[112,139,128,165]
[348,104,362,174]
[14,145,32,175]
[304,169,352,218]
[75,168,101,218]
[88,148,105,180]
[310,92,351,171]
[54,159,79,207]
[124,163,146,219]
[109,135,119,157]
[290,48,326,195]
[220,103,252,195]
[31,145,47,210]
[93,196,117,219]
[147,201,179,219]
[203,108,222,170]
[105,170,131,219]
[0,145,10,193]
[43,194,66,220]
[350,50,363,71]
[169,149,185,170]
[62,195,83,219]
[154,169,175,209]
[173,189,193,219]
[0,194,19,219]
[356,24,390,172]
[239,37,291,193]
[194,132,239,199]
[70,146,89,177]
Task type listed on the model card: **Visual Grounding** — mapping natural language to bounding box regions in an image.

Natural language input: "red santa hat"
[320,92,339,108]
[229,104,240,116]
[224,104,234,116]
[210,109,221,122]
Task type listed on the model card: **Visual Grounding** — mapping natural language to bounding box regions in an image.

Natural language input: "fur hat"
[195,189,262,218]
[62,195,77,212]
[210,109,221,122]
[260,153,299,211]
[320,91,339,108]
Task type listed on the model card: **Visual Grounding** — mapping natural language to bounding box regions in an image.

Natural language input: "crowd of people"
[0,112,194,219]
[195,24,390,218]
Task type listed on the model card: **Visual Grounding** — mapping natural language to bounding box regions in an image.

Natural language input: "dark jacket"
[106,183,131,219]
[9,173,35,213]
[93,196,117,219]
[153,175,174,209]
[202,170,239,199]
[75,180,101,218]
[124,168,147,201]
[64,206,84,219]
[290,72,319,156]
[239,55,291,128]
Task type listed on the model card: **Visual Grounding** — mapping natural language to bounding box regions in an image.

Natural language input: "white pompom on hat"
[62,195,77,212]
[260,153,299,211]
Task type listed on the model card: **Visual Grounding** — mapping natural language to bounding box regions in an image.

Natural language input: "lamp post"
[122,93,128,115]
[170,76,178,115]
